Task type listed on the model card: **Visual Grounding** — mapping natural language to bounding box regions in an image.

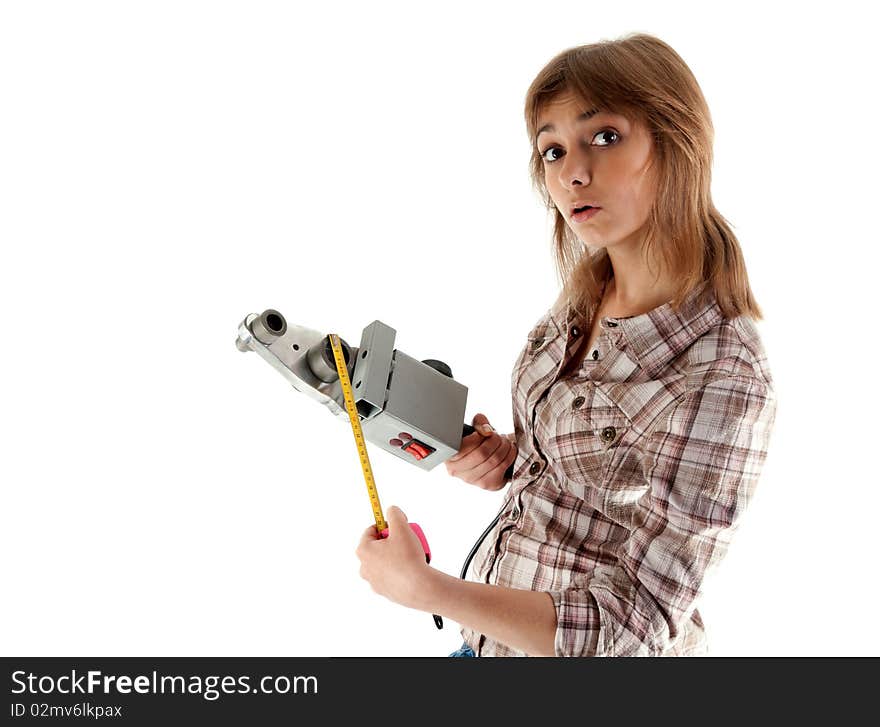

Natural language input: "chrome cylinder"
[251,309,287,344]
[306,335,351,383]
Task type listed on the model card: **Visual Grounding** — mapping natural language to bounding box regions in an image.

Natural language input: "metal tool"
[235,308,506,473]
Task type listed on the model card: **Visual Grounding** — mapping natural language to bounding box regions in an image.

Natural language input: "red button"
[409,443,430,458]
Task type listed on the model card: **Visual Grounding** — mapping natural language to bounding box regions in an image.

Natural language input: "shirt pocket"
[517,318,556,361]
[512,318,560,384]
[547,385,632,497]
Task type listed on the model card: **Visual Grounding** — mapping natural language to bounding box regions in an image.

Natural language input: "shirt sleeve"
[546,374,777,656]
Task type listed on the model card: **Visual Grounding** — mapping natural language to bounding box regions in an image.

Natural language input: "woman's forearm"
[420,570,558,656]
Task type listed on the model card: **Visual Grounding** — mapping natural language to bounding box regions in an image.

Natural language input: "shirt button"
[572,396,585,409]
[601,426,617,442]
[570,325,581,338]
[606,320,618,327]
[511,504,520,519]
[591,349,599,360]
[531,339,544,351]
[528,461,541,476]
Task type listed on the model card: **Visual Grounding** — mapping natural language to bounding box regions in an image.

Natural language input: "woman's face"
[536,92,658,253]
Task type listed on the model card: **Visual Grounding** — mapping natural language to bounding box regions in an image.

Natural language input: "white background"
[1,0,877,657]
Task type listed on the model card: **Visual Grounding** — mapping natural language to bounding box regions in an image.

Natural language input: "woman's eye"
[593,129,619,146]
[540,146,563,163]
[540,129,619,163]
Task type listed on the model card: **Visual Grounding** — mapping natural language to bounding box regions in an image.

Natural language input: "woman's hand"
[445,412,517,491]
[355,506,435,611]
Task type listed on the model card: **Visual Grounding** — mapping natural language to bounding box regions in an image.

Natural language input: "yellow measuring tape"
[327,332,443,630]
[327,333,387,533]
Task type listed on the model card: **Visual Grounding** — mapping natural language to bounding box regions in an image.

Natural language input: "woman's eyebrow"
[537,107,603,139]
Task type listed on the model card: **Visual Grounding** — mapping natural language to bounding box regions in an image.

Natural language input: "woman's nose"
[559,148,591,187]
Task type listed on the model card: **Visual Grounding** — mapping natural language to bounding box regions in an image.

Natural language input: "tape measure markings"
[327,333,387,533]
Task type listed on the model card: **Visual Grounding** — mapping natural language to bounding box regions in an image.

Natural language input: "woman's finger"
[464,437,511,482]
[447,433,483,463]
[459,435,504,478]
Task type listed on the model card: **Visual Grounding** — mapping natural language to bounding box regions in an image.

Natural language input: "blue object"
[448,641,476,657]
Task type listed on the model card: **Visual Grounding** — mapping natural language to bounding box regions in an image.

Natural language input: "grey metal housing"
[235,311,469,471]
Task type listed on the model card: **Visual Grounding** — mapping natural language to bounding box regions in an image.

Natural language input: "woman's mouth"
[572,206,601,223]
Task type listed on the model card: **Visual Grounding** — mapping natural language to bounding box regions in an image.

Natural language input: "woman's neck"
[603,273,676,318]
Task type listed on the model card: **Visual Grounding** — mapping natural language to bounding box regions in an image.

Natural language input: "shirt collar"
[551,282,724,378]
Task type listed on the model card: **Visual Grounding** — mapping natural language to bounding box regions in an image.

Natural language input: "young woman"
[355,33,777,657]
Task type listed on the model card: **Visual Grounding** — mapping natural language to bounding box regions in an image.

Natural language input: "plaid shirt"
[460,283,777,656]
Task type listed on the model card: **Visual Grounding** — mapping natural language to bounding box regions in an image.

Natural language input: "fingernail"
[479,424,494,434]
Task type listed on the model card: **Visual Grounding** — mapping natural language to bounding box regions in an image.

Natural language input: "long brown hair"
[524,33,763,321]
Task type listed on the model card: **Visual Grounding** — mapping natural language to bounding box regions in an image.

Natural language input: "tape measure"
[327,333,387,533]
[327,333,443,629]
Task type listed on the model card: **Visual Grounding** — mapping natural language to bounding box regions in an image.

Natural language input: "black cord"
[446,426,514,626]
[459,510,503,580]
[457,461,514,580]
